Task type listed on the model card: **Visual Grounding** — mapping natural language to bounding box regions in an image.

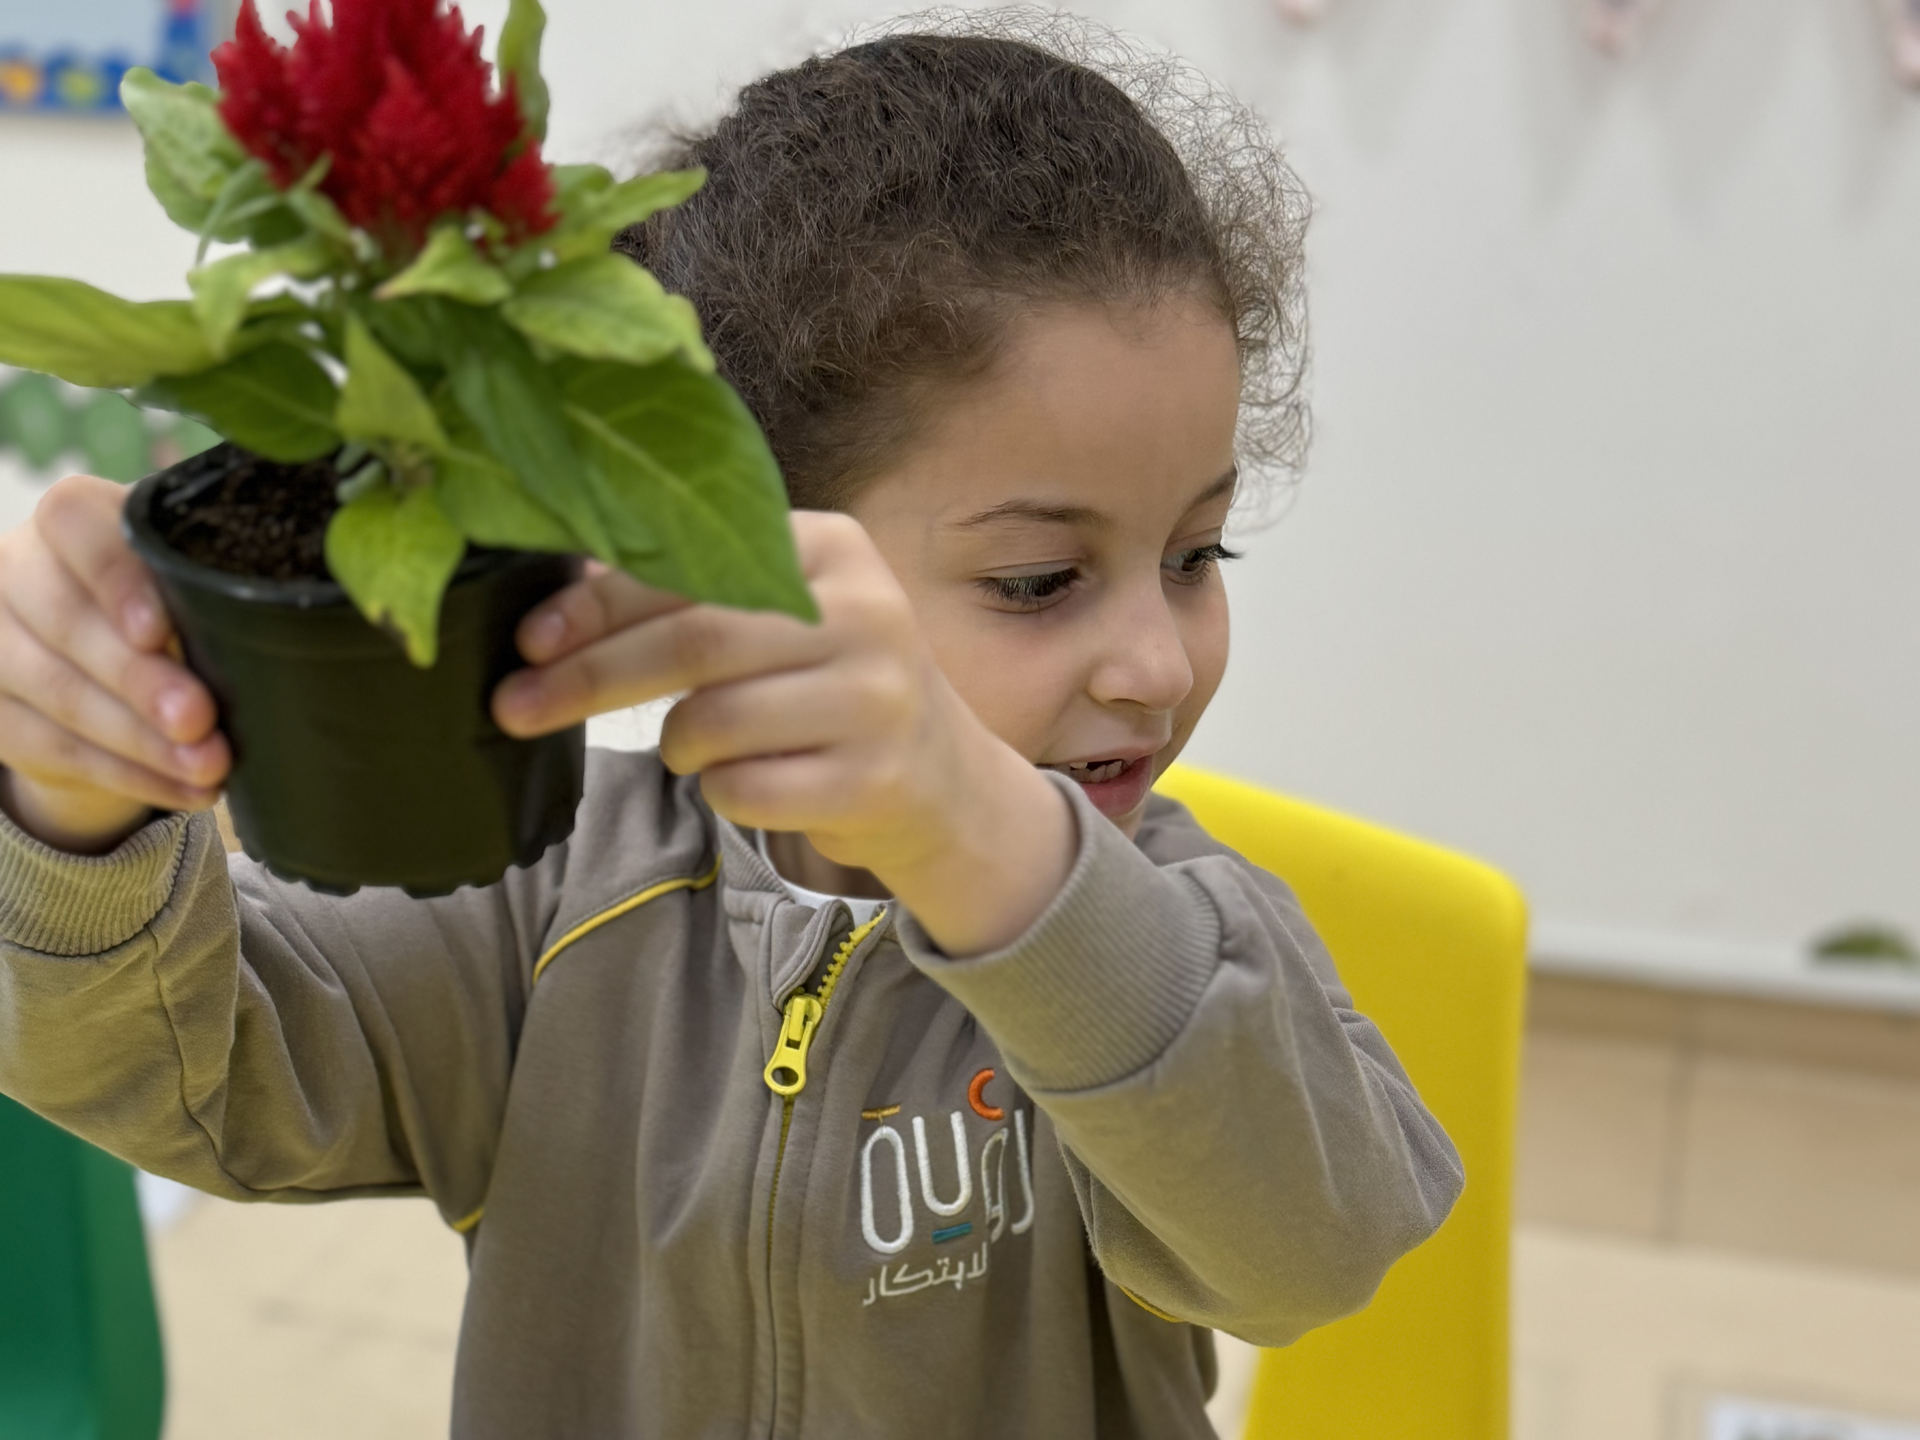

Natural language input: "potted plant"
[0,0,811,895]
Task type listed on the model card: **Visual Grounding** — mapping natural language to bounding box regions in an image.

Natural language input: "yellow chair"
[1155,765,1528,1440]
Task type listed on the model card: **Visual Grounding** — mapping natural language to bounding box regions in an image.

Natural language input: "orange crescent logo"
[967,1067,1005,1122]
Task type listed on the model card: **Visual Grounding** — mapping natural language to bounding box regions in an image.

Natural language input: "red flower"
[213,0,556,259]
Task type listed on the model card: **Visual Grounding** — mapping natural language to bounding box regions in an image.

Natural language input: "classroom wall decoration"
[1266,0,1916,84]
[1583,0,1669,54]
[0,0,215,115]
[1884,0,1920,85]
[1272,0,1332,23]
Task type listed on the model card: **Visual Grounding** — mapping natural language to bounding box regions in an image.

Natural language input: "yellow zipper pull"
[764,993,825,1097]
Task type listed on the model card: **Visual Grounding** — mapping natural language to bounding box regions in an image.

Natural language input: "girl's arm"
[0,473,569,1218]
[897,778,1465,1347]
[0,798,555,1220]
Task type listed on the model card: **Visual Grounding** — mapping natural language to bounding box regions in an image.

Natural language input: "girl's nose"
[1086,582,1194,715]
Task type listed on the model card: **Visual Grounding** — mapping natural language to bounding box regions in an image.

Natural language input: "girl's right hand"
[0,475,228,854]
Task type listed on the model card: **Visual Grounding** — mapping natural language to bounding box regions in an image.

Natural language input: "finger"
[0,540,219,746]
[34,475,172,653]
[696,750,862,836]
[0,696,220,814]
[790,509,877,580]
[515,512,870,669]
[659,669,863,776]
[495,603,836,738]
[515,568,691,666]
[0,620,229,789]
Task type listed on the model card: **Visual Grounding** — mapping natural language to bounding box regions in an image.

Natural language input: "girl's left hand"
[491,511,1073,956]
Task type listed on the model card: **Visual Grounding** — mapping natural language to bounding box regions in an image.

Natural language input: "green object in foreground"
[0,370,76,471]
[1812,923,1920,968]
[0,1095,165,1440]
[76,395,155,484]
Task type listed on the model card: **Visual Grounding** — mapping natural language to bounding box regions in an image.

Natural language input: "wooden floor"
[144,1195,1920,1440]
[148,1196,465,1440]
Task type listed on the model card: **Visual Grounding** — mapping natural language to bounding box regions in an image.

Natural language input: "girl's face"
[848,295,1242,839]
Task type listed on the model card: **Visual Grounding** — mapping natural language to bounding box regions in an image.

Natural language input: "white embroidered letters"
[979,1128,1008,1241]
[912,1110,973,1218]
[860,1124,914,1255]
[1010,1108,1036,1235]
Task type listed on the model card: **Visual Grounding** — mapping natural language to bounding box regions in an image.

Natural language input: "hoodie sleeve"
[894,774,1465,1348]
[0,798,557,1223]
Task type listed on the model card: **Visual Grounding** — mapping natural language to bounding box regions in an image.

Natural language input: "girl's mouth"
[1042,754,1157,819]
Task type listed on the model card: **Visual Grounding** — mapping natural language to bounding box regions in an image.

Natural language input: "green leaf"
[121,69,243,203]
[76,394,153,483]
[435,437,580,554]
[551,169,706,262]
[559,359,813,618]
[0,279,215,388]
[498,0,551,144]
[0,371,77,470]
[552,164,613,206]
[503,254,714,372]
[285,186,353,246]
[324,480,467,667]
[430,302,616,561]
[197,160,285,260]
[140,342,340,463]
[588,169,708,231]
[143,149,215,232]
[337,316,448,453]
[357,296,444,370]
[376,226,512,305]
[188,236,333,355]
[243,207,308,250]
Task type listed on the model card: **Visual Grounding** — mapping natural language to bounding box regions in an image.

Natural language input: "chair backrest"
[0,1095,166,1440]
[1155,765,1528,1440]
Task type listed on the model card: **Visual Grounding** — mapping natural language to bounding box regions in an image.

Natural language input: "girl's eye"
[978,568,1080,610]
[1166,542,1243,584]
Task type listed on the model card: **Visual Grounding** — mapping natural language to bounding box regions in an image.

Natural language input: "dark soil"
[150,445,343,582]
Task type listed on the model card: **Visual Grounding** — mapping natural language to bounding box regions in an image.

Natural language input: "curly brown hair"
[616,9,1310,516]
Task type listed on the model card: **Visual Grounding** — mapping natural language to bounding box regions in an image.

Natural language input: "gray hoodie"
[0,749,1462,1439]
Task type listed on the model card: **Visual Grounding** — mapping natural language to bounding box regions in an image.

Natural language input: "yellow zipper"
[763,912,882,1098]
[764,912,885,1251]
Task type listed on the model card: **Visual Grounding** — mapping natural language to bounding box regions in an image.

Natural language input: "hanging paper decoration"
[1584,0,1668,55]
[1884,0,1920,86]
[1273,0,1331,24]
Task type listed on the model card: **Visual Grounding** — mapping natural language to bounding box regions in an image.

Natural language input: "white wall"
[3,0,1915,947]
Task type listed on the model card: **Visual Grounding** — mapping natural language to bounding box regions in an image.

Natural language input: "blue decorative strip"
[1,0,215,115]
[931,1222,974,1245]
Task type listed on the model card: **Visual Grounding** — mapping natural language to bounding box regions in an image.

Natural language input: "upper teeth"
[1058,759,1126,783]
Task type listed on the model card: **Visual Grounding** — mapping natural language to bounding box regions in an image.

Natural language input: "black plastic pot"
[124,447,585,897]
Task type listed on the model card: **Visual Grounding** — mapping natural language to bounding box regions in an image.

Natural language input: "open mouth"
[1039,752,1158,819]
[1051,758,1131,785]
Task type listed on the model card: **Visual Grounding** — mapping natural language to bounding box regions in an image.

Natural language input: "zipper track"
[764,911,885,1251]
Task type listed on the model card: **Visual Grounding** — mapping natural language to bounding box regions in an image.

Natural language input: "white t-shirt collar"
[753,831,888,927]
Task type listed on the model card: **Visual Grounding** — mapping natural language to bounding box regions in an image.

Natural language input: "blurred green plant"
[0,369,220,484]
[1811,923,1919,969]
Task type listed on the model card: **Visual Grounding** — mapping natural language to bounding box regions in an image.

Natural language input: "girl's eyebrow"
[952,499,1110,530]
[1186,468,1239,511]
[951,468,1238,531]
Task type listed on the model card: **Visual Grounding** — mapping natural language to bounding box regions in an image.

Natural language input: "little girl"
[0,18,1461,1439]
